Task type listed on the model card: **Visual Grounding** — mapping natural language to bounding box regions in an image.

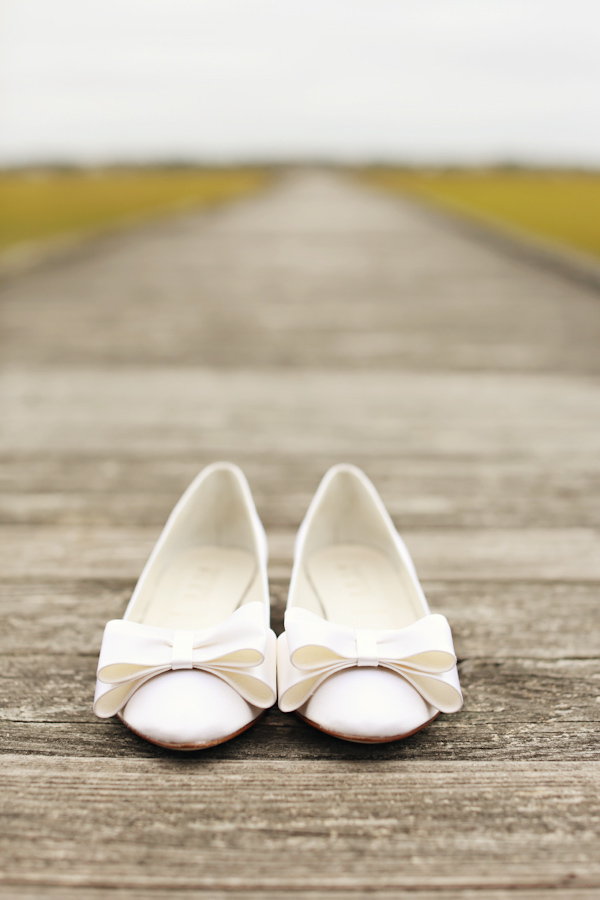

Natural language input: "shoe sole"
[296,710,439,743]
[116,709,266,751]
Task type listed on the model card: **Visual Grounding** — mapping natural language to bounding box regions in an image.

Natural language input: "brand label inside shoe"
[305,544,420,630]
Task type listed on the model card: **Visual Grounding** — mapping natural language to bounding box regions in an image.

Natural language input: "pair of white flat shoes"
[94,463,463,749]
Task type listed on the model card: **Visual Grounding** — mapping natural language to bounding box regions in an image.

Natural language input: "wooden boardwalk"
[0,170,599,898]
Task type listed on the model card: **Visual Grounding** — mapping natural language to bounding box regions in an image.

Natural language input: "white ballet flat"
[94,462,276,750]
[277,464,463,743]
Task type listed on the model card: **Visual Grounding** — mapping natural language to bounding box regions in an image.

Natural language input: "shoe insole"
[140,546,257,630]
[305,544,420,630]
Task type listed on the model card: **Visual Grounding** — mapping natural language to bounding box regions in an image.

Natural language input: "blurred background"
[1,3,600,892]
[1,0,599,259]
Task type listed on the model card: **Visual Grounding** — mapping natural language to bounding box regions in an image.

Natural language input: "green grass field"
[364,170,600,258]
[0,168,268,254]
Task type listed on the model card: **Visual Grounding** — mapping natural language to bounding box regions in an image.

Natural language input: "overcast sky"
[1,0,599,166]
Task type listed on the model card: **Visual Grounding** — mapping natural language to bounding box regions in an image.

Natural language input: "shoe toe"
[299,667,436,741]
[121,669,260,749]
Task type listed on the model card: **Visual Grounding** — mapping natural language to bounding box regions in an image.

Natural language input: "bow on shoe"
[94,601,276,718]
[277,607,463,713]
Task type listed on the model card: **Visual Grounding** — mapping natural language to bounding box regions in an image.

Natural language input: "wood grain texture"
[2,455,600,527]
[0,171,599,897]
[1,524,600,584]
[0,758,598,890]
[5,893,600,900]
[2,368,600,459]
[6,894,600,900]
[0,578,598,659]
[0,657,598,761]
[3,653,598,727]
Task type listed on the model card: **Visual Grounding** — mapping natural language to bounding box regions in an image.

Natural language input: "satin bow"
[94,601,276,718]
[277,607,462,713]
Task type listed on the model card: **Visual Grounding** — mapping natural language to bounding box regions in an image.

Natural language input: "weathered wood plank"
[267,527,600,583]
[0,656,597,762]
[2,711,599,762]
[1,369,600,459]
[5,890,600,900]
[0,579,598,660]
[2,454,600,528]
[0,758,597,890]
[3,654,597,727]
[426,580,600,660]
[1,525,599,581]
